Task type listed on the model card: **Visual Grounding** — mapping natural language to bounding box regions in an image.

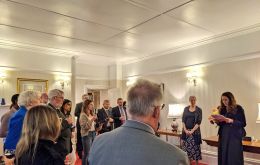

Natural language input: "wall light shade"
[59,79,70,89]
[257,103,260,123]
[126,77,137,86]
[168,104,183,118]
[0,71,6,84]
[168,104,184,132]
[186,70,201,86]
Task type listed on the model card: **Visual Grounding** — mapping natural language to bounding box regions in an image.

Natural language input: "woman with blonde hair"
[181,96,202,165]
[80,99,98,165]
[16,105,63,165]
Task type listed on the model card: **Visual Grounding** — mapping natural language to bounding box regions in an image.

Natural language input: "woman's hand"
[208,116,217,124]
[188,130,194,135]
[92,115,97,121]
[225,117,234,123]
[66,116,73,125]
[184,129,191,136]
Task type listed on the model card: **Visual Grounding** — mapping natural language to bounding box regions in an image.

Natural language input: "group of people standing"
[1,90,129,165]
[182,92,246,165]
[74,96,128,165]
[0,79,247,165]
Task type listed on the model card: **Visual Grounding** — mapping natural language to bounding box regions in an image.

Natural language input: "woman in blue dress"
[181,96,202,165]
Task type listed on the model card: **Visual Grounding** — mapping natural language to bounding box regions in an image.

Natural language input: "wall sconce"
[126,77,137,87]
[168,104,184,132]
[186,70,201,86]
[60,80,65,89]
[257,103,260,123]
[59,80,69,89]
[0,71,6,84]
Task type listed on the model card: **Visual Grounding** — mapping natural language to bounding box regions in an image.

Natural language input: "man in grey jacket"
[88,79,189,165]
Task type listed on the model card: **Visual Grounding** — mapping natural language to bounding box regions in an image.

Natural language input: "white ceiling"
[1,0,260,65]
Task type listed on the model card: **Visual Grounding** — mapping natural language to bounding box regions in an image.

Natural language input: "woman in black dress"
[210,92,246,165]
[61,99,76,165]
[181,96,202,165]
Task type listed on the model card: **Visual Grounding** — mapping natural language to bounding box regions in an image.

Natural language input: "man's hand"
[108,117,114,122]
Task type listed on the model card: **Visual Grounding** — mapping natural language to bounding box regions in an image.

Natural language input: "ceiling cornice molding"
[0,65,71,75]
[0,39,75,57]
[123,51,260,78]
[0,39,114,65]
[123,23,260,65]
[76,75,109,81]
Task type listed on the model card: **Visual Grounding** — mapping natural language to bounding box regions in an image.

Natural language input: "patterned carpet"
[75,153,82,165]
[191,161,208,165]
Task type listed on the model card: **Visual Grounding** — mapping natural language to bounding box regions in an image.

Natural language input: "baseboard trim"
[202,150,260,164]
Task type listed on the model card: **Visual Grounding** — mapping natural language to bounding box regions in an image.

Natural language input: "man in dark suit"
[74,94,88,159]
[89,79,189,165]
[112,98,127,128]
[97,100,114,134]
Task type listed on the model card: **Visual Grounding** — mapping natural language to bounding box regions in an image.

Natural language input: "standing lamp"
[168,104,183,132]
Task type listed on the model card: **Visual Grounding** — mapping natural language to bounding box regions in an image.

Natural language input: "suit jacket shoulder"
[89,120,189,165]
[75,102,83,117]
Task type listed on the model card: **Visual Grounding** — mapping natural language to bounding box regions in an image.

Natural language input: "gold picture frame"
[17,78,48,93]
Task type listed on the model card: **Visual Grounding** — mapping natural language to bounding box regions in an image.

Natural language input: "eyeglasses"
[55,96,64,100]
[153,104,165,110]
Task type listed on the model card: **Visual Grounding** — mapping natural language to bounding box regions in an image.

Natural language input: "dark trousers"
[76,121,83,159]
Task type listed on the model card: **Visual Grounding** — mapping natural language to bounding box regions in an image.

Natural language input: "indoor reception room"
[0,0,260,165]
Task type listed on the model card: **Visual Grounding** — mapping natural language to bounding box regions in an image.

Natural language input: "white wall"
[0,70,72,105]
[123,29,260,77]
[76,63,109,80]
[123,57,260,164]
[139,57,260,139]
[0,48,71,73]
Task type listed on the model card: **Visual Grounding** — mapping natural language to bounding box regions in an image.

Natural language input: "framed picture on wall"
[17,78,48,93]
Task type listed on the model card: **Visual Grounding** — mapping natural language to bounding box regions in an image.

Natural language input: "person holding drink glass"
[112,98,127,128]
[80,99,98,165]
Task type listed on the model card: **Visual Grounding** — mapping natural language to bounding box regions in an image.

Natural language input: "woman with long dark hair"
[61,99,76,165]
[80,99,97,165]
[210,92,246,165]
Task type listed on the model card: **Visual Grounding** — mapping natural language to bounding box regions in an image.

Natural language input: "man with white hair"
[89,79,189,165]
[48,89,72,160]
[4,91,41,163]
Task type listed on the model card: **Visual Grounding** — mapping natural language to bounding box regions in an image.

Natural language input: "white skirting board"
[202,150,260,165]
